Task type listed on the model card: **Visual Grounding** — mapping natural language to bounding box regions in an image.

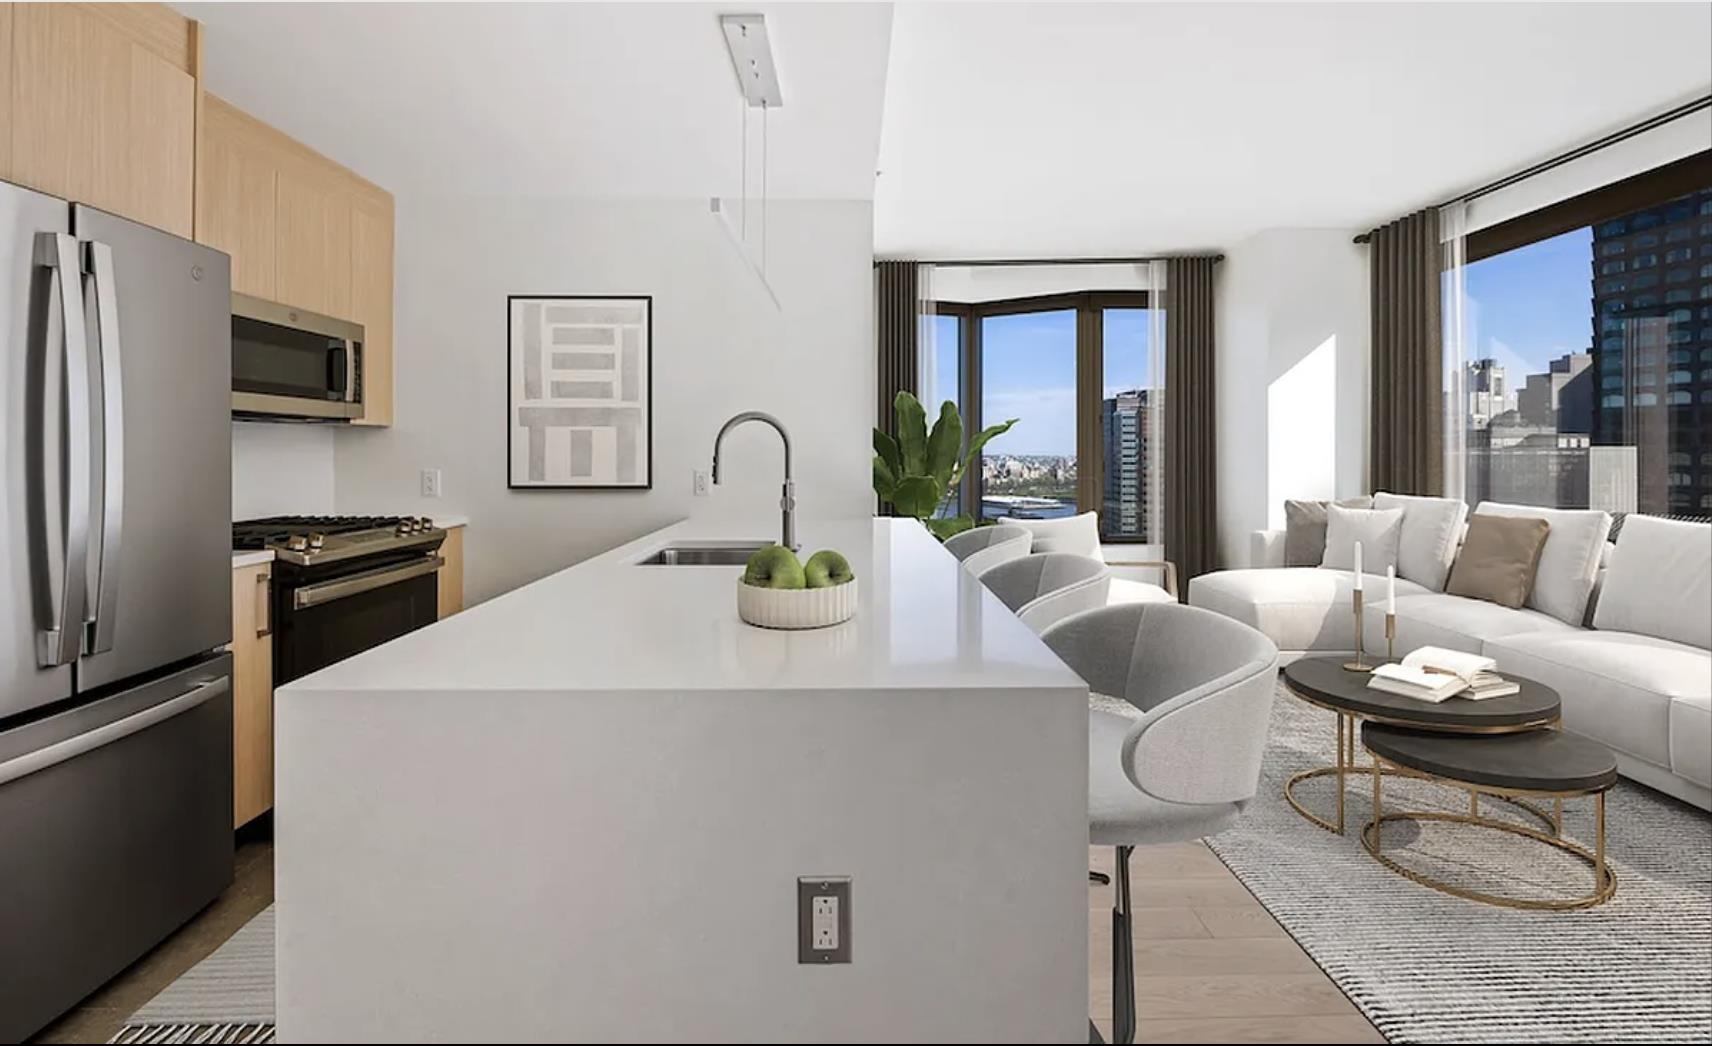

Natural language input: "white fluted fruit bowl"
[736,578,858,630]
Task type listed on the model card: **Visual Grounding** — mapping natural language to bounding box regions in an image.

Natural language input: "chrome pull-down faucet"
[711,411,797,552]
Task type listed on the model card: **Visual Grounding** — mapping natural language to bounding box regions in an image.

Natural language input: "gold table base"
[1362,757,1616,910]
[1281,689,1560,837]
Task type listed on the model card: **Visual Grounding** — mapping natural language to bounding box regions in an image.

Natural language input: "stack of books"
[1368,646,1521,703]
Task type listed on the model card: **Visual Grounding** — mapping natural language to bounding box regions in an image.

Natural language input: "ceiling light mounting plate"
[720,14,783,109]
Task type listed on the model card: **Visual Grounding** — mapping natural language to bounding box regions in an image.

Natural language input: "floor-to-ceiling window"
[1453,167,1711,514]
[924,290,1158,540]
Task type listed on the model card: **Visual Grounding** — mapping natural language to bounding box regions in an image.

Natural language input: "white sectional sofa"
[1189,500,1712,811]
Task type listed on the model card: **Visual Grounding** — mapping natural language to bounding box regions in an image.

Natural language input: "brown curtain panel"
[1368,208,1443,495]
[874,261,919,437]
[1164,257,1218,589]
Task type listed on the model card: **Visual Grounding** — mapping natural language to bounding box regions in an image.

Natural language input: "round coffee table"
[1281,657,1562,834]
[1360,723,1619,909]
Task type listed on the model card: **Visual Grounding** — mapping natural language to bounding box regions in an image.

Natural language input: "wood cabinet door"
[350,189,395,425]
[197,96,279,299]
[1,5,14,179]
[230,563,274,828]
[437,527,465,618]
[8,3,195,236]
[275,160,352,319]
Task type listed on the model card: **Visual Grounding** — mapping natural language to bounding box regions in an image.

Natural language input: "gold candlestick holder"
[1342,589,1375,672]
[1385,611,1397,663]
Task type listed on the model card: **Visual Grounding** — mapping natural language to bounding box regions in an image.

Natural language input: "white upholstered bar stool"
[941,524,1034,577]
[1040,602,1279,1044]
[978,552,1112,633]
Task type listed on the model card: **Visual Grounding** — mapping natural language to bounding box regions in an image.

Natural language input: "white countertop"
[231,549,273,569]
[282,517,1084,694]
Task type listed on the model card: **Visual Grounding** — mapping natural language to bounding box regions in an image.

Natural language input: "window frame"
[930,290,1154,541]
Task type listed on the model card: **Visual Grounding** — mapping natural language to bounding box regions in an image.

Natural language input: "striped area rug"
[109,908,275,1043]
[1207,683,1712,1044]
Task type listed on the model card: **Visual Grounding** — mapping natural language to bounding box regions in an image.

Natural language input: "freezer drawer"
[0,655,234,1043]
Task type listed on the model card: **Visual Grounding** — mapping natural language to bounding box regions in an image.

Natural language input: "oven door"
[230,293,363,421]
[272,556,441,686]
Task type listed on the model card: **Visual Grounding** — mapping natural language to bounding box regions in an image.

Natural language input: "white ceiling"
[874,2,1712,258]
[181,2,893,200]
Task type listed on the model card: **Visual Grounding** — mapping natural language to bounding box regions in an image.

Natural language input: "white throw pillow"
[1372,492,1468,592]
[1474,502,1612,626]
[998,512,1102,560]
[1320,505,1403,574]
[1593,515,1712,650]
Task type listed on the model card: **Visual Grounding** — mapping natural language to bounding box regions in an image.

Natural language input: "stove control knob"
[396,520,413,536]
[287,534,309,552]
[308,532,326,550]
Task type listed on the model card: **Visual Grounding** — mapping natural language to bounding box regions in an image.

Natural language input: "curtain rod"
[875,254,1223,267]
[1354,93,1711,244]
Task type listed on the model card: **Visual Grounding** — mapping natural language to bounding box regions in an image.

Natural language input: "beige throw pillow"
[1445,514,1551,609]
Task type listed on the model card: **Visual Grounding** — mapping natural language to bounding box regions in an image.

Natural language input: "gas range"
[232,514,444,567]
[233,515,447,687]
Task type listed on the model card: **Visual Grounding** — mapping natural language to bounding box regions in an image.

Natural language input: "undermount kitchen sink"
[637,542,770,566]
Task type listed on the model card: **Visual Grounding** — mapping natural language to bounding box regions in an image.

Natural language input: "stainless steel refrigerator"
[1,178,234,1041]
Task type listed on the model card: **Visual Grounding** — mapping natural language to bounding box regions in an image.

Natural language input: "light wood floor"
[31,832,1382,1044]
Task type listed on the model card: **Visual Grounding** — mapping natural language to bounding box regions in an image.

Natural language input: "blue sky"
[928,307,1151,457]
[1463,227,1594,375]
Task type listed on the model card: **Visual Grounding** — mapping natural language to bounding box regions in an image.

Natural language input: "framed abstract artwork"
[507,295,653,490]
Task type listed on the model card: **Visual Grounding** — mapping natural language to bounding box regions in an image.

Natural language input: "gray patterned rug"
[1206,682,1712,1044]
[109,907,274,1043]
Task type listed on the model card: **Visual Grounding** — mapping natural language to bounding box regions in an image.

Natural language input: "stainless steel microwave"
[230,293,364,421]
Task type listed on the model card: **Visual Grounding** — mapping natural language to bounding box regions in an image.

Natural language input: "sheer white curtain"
[915,264,950,410]
[1439,201,1471,504]
[1142,260,1168,547]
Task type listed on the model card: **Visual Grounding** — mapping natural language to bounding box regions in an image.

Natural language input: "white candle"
[1386,566,1396,615]
[1352,541,1363,591]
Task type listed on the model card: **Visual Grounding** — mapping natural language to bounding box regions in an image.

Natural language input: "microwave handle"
[346,338,358,404]
[327,344,347,397]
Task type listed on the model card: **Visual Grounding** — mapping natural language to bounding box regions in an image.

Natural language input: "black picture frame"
[506,294,654,491]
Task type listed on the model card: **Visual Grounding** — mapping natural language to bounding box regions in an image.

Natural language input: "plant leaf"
[894,391,928,477]
[924,514,976,542]
[925,399,962,493]
[890,475,941,519]
[961,418,1019,479]
[872,454,897,502]
[873,428,902,481]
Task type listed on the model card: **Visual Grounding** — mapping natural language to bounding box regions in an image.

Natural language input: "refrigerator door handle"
[34,232,92,669]
[83,240,125,655]
[0,677,227,788]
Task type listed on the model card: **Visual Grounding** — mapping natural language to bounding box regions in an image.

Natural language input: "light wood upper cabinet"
[197,92,395,425]
[4,3,196,237]
[1,5,14,178]
[349,188,395,426]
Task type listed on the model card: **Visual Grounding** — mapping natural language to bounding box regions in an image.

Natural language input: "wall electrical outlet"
[692,468,710,497]
[797,877,851,964]
[420,468,443,498]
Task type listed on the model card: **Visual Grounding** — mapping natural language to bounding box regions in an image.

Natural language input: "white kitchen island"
[275,517,1089,1043]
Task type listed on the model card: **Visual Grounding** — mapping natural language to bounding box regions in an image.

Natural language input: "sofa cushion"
[1374,592,1578,656]
[1670,694,1711,788]
[1284,496,1372,567]
[1483,630,1710,771]
[1108,577,1176,606]
[1445,513,1551,609]
[1188,567,1430,651]
[999,512,1100,557]
[1320,505,1403,574]
[1474,502,1611,627]
[1373,492,1468,592]
[1592,514,1712,650]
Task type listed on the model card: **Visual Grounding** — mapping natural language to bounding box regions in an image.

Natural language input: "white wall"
[232,421,337,519]
[1216,229,1369,567]
[333,196,875,604]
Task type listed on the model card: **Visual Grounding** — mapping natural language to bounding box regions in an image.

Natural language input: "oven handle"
[293,556,444,610]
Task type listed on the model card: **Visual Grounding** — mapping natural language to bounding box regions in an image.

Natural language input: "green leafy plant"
[872,391,1017,541]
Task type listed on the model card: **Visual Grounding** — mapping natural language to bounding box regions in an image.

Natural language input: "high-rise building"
[1516,352,1594,432]
[1589,189,1712,514]
[1102,389,1153,539]
[1467,358,1516,430]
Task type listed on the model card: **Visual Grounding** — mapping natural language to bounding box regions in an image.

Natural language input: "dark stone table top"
[1362,722,1620,794]
[1283,656,1560,731]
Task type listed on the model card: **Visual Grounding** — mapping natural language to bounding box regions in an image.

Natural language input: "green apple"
[802,549,855,588]
[743,544,806,589]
